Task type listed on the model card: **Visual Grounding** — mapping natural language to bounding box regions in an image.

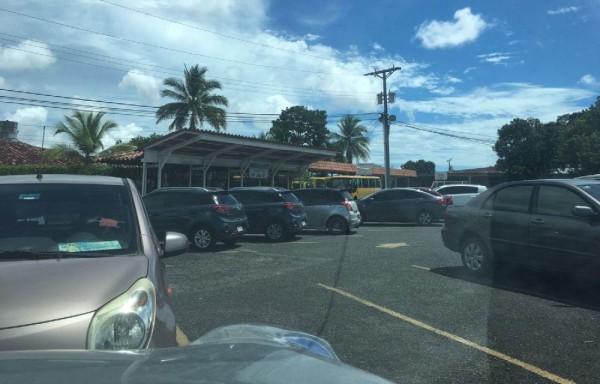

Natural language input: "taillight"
[445,196,453,205]
[341,201,353,211]
[436,198,446,205]
[212,204,234,214]
[283,202,300,210]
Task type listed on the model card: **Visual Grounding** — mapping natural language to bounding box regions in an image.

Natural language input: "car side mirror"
[572,206,596,218]
[162,231,188,257]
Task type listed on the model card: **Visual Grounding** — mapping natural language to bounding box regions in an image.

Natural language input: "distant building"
[0,121,18,141]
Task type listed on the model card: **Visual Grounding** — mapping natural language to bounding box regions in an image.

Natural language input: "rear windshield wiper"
[0,250,115,260]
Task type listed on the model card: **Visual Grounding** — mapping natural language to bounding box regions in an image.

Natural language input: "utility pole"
[365,66,400,189]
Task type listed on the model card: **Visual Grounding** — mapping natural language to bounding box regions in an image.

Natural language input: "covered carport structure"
[141,129,336,195]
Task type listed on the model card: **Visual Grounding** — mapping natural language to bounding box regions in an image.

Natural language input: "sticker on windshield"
[19,193,41,200]
[58,241,121,253]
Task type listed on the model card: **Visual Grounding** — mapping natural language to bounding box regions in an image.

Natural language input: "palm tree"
[155,64,228,131]
[45,110,118,163]
[330,115,370,164]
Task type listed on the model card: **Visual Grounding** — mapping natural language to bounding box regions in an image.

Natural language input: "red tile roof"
[309,161,416,177]
[0,138,77,165]
[95,150,143,164]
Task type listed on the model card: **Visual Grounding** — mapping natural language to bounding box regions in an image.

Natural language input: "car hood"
[0,324,393,384]
[0,255,148,329]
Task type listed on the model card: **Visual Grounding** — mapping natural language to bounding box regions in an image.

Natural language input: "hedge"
[0,163,113,176]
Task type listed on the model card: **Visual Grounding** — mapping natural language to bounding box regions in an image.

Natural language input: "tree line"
[494,97,600,180]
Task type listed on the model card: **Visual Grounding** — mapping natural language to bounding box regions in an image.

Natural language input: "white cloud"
[103,122,145,148]
[119,70,162,104]
[578,74,599,87]
[464,66,477,74]
[415,8,488,49]
[3,107,51,146]
[0,76,5,87]
[0,40,56,71]
[547,6,580,15]
[371,43,384,51]
[478,52,513,65]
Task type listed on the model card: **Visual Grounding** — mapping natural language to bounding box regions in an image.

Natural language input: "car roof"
[497,178,600,187]
[0,174,125,186]
[151,187,224,193]
[293,188,346,193]
[435,184,486,188]
[229,187,288,192]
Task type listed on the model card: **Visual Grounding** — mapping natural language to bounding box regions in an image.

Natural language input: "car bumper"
[348,212,361,228]
[286,217,308,233]
[441,227,460,252]
[215,221,248,240]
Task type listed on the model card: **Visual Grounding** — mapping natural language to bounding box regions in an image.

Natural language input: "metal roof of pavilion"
[142,129,337,172]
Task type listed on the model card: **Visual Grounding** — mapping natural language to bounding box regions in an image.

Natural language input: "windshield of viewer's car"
[0,184,137,255]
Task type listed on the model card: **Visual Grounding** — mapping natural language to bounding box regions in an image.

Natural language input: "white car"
[434,184,487,205]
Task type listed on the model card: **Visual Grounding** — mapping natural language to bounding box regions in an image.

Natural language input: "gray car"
[292,188,361,234]
[0,174,188,351]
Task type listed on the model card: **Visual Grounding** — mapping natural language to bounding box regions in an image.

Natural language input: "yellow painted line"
[176,325,190,346]
[220,250,240,254]
[376,242,408,248]
[317,283,575,384]
[411,264,431,271]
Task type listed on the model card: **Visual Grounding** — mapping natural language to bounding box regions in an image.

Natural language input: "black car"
[357,188,446,225]
[229,187,307,241]
[442,179,600,275]
[143,187,248,251]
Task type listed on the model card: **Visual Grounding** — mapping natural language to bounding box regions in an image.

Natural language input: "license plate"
[237,225,244,232]
[301,220,307,227]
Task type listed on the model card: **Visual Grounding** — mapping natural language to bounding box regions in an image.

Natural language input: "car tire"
[265,222,286,242]
[327,216,348,235]
[416,210,433,226]
[191,226,214,251]
[461,236,492,276]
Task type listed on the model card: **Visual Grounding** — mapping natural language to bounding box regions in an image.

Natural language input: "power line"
[391,122,495,145]
[0,7,363,76]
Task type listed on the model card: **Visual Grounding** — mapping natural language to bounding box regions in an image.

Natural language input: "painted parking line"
[176,325,190,346]
[317,283,575,384]
[289,241,319,244]
[411,264,431,271]
[376,242,408,248]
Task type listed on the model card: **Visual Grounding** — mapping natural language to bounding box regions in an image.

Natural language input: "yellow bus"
[324,175,381,200]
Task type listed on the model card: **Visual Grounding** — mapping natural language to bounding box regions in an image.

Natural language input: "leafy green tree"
[268,106,329,147]
[128,133,164,149]
[330,115,370,164]
[558,97,600,175]
[401,159,435,175]
[155,65,228,131]
[46,110,118,164]
[493,118,561,180]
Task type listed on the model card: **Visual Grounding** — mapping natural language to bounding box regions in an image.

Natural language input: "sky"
[0,0,598,171]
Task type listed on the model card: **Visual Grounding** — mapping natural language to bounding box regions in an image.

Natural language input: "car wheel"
[265,222,286,242]
[461,237,492,275]
[191,227,214,251]
[416,210,433,226]
[327,216,348,235]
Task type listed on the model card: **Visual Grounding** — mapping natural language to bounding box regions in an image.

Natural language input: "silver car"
[434,184,487,205]
[0,174,188,351]
[293,188,361,234]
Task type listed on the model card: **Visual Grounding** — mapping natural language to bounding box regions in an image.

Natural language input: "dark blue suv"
[229,187,307,241]
[143,187,248,251]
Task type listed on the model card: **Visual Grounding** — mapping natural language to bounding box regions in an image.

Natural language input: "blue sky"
[0,0,598,170]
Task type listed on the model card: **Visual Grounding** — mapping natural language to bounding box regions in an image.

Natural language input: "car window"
[493,186,533,213]
[371,190,394,201]
[143,193,167,210]
[340,191,353,201]
[212,192,239,206]
[230,191,259,204]
[536,186,591,217]
[281,192,301,204]
[0,184,136,254]
[293,190,316,205]
[438,186,476,194]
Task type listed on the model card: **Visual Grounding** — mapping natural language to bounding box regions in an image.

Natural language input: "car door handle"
[531,218,545,225]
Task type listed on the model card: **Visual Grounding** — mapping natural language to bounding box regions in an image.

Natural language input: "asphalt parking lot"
[165,224,600,384]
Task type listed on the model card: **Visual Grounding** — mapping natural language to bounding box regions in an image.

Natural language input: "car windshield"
[577,184,600,201]
[0,184,137,255]
[212,192,240,206]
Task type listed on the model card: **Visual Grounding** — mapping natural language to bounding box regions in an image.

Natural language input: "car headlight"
[87,278,156,350]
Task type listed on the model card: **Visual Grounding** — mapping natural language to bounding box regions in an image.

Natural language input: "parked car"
[442,179,600,276]
[228,187,307,241]
[434,184,487,205]
[143,187,248,251]
[292,188,361,234]
[0,174,188,351]
[357,188,446,225]
[412,187,453,206]
[576,174,600,180]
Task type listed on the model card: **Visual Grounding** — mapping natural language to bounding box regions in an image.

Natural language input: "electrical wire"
[391,122,495,145]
